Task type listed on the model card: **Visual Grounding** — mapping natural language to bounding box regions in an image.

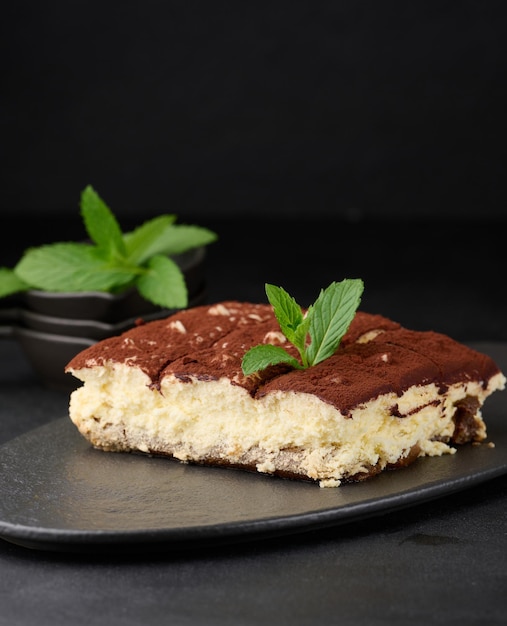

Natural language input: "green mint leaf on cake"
[241,279,364,376]
[265,283,310,354]
[305,278,364,366]
[0,185,218,309]
[241,344,303,376]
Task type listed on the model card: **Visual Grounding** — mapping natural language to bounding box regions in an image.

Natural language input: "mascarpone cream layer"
[68,364,505,487]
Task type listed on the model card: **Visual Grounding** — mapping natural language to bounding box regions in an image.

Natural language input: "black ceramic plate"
[1,394,506,554]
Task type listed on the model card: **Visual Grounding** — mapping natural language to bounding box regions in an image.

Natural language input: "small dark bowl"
[13,288,208,392]
[1,246,209,391]
[14,327,96,391]
[18,304,193,341]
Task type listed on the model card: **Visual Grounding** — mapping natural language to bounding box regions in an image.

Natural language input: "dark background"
[2,0,507,223]
[2,1,506,342]
[2,6,507,620]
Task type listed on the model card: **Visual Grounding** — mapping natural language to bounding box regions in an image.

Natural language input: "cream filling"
[68,365,505,487]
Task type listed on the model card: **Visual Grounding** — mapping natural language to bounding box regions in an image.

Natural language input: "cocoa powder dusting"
[65,302,502,414]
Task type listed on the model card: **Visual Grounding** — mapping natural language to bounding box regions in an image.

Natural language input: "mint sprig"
[241,279,364,376]
[0,185,217,309]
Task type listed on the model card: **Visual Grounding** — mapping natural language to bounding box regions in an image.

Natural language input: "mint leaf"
[306,279,364,366]
[0,268,30,298]
[15,243,136,292]
[80,185,126,259]
[241,279,364,376]
[136,224,218,257]
[265,284,305,347]
[241,344,302,377]
[136,255,188,309]
[0,185,217,309]
[123,215,177,264]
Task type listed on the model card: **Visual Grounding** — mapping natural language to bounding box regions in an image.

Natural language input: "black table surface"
[1,218,506,625]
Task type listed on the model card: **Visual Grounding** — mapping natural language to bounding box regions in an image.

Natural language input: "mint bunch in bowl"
[0,186,218,310]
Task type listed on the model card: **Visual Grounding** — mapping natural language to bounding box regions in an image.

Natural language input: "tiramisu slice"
[65,298,505,487]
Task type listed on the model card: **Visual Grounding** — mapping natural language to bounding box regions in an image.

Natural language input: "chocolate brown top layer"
[66,301,501,414]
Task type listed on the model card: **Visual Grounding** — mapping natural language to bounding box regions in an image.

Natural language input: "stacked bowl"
[0,248,208,391]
